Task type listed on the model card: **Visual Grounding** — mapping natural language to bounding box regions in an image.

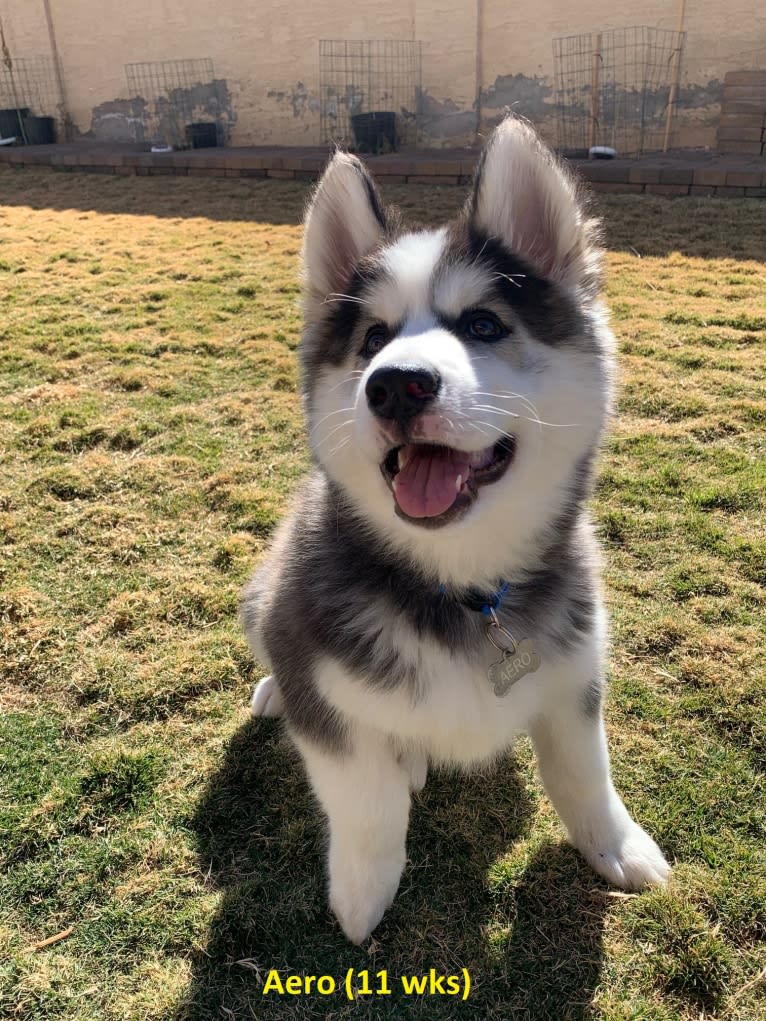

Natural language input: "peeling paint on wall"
[85,72,728,150]
[675,78,725,138]
[153,79,237,145]
[417,75,556,145]
[481,73,553,122]
[267,82,320,119]
[668,78,725,148]
[678,78,724,109]
[89,98,147,142]
[417,89,475,142]
[89,79,236,145]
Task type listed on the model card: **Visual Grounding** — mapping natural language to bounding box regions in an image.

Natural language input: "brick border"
[1,144,765,197]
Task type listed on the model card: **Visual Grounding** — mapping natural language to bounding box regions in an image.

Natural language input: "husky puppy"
[241,116,670,944]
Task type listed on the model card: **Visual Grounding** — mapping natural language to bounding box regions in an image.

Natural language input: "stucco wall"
[1,0,764,150]
[477,0,765,149]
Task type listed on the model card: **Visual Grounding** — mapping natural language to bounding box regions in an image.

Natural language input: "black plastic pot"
[558,147,589,160]
[0,107,29,140]
[23,115,56,145]
[351,112,397,154]
[185,122,218,149]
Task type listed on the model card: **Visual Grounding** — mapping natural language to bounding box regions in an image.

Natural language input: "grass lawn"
[0,167,764,1020]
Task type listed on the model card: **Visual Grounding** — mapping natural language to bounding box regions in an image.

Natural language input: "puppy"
[241,116,670,944]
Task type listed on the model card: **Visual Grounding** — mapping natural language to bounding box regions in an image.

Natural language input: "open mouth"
[381,436,516,528]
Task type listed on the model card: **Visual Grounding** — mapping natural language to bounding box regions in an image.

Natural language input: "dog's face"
[299,119,614,586]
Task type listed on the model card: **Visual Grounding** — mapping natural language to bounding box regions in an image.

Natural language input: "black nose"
[365,365,441,423]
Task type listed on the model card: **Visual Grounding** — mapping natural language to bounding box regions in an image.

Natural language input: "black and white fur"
[241,117,670,944]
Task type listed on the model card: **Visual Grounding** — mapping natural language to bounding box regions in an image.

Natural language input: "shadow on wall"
[180,716,609,1019]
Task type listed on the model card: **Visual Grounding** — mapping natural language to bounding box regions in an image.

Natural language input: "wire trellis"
[0,55,59,118]
[553,26,686,156]
[319,39,421,150]
[125,58,229,147]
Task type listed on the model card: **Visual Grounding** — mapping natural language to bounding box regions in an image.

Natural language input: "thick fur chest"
[310,617,601,766]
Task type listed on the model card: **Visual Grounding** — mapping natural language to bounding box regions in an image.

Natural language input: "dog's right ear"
[467,117,598,291]
[302,152,387,316]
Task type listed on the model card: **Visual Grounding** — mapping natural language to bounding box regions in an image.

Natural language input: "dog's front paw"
[577,820,671,890]
[250,675,284,718]
[329,848,405,944]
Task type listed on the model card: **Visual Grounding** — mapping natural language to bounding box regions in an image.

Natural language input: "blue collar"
[439,580,512,615]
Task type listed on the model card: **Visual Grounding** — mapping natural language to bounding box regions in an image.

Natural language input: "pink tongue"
[394,446,472,518]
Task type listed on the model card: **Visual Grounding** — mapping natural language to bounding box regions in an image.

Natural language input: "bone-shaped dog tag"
[488,638,541,697]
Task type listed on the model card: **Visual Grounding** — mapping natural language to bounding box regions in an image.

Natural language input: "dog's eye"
[362,325,389,358]
[464,309,506,342]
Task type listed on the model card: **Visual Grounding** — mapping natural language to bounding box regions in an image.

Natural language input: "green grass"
[1,168,765,1020]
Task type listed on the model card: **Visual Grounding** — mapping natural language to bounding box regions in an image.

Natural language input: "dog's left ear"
[468,117,598,289]
[302,152,387,316]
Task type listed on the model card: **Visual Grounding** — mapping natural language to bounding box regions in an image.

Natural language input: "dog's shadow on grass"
[183,718,608,1019]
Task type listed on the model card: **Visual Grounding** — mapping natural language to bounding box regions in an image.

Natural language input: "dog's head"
[299,117,614,586]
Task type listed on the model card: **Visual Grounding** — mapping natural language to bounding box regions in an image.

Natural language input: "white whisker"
[312,418,354,449]
[326,371,363,395]
[470,237,492,266]
[467,388,545,427]
[323,292,370,306]
[469,405,521,419]
[469,403,577,429]
[311,405,355,431]
[451,409,497,442]
[490,272,526,288]
[328,435,352,458]
[469,389,535,401]
[471,420,502,441]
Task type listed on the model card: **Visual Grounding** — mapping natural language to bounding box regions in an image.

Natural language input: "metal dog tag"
[488,638,541,696]
[484,609,540,697]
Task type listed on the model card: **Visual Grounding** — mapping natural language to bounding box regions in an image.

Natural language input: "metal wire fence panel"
[0,55,59,117]
[553,26,686,156]
[125,58,228,147]
[319,39,422,150]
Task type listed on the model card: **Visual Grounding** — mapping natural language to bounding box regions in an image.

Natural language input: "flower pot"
[351,112,397,154]
[23,115,56,145]
[185,122,218,149]
[0,107,29,141]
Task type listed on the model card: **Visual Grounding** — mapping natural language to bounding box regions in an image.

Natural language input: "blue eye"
[363,325,389,358]
[465,309,506,342]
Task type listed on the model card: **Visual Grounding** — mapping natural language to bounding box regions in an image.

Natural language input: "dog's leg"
[250,675,284,718]
[529,685,670,890]
[399,747,428,794]
[293,726,410,944]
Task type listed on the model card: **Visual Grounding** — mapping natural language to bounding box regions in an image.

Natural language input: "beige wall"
[479,0,766,148]
[1,0,764,150]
